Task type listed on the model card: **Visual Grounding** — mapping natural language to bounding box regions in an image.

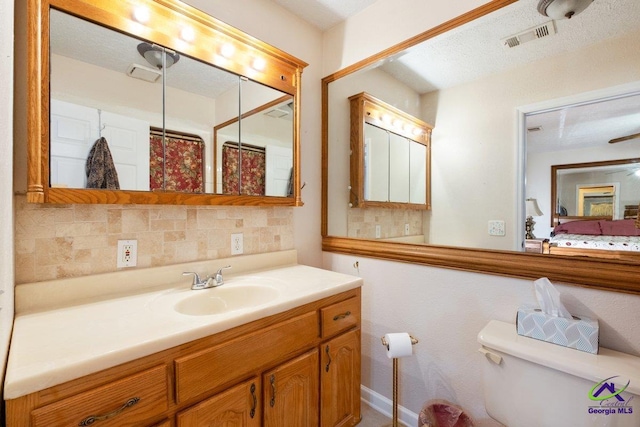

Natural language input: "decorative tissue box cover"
[516,306,599,354]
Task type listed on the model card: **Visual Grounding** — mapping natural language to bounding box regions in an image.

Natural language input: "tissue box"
[516,306,599,354]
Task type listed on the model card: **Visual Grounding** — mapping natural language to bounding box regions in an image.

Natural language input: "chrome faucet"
[183,265,232,290]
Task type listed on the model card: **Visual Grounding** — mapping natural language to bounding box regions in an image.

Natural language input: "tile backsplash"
[347,207,423,240]
[14,195,293,284]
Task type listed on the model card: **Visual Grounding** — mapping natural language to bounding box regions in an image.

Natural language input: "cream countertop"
[4,251,362,399]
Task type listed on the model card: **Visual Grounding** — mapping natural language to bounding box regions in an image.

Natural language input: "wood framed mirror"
[321,0,640,293]
[27,0,307,207]
[349,92,432,211]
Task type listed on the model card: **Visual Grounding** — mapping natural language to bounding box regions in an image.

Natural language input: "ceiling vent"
[264,103,294,120]
[126,63,162,83]
[502,21,556,48]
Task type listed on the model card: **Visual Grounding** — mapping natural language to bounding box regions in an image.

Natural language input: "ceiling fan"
[608,132,640,144]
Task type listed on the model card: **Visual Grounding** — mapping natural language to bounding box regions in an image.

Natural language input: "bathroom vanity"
[4,251,362,426]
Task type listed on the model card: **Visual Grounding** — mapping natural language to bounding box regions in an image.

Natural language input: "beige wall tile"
[121,209,150,234]
[14,195,294,284]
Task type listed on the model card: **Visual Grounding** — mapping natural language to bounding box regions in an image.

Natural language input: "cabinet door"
[176,377,261,427]
[263,349,319,427]
[321,329,361,427]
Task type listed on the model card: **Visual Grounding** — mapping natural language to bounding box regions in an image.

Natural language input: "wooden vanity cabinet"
[5,288,361,427]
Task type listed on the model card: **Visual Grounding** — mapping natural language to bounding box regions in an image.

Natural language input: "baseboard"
[361,385,419,426]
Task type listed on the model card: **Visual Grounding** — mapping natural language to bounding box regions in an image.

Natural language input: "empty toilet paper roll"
[384,333,413,358]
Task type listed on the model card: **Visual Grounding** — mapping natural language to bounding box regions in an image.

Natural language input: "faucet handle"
[216,265,232,276]
[209,265,231,286]
[182,271,203,286]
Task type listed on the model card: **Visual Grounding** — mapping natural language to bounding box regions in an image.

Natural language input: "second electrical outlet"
[231,233,243,255]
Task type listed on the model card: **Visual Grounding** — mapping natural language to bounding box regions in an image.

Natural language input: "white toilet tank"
[478,320,640,427]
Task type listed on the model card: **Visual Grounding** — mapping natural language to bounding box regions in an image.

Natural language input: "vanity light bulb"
[181,26,195,42]
[133,6,150,23]
[220,43,235,58]
[252,57,266,71]
[412,128,423,136]
[382,114,392,124]
[392,119,402,129]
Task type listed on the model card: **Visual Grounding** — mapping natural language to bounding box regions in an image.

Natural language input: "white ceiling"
[271,0,379,31]
[50,9,240,99]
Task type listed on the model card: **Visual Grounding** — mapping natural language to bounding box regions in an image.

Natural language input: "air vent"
[502,21,556,48]
[264,102,293,120]
[126,63,162,83]
[265,107,290,118]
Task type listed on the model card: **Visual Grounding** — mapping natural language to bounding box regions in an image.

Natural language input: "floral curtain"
[150,131,204,193]
[222,142,266,196]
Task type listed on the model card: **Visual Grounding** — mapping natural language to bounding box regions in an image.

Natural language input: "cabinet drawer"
[31,365,168,427]
[175,311,318,403]
[320,297,360,338]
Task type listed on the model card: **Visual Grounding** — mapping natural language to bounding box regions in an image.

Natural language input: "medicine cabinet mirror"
[27,0,307,206]
[322,0,640,293]
[349,92,431,210]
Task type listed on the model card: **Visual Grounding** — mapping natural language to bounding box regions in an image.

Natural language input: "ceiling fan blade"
[609,132,640,144]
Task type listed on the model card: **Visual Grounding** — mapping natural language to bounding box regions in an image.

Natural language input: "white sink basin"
[174,284,280,316]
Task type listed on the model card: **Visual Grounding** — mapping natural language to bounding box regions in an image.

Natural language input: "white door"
[50,100,150,190]
[265,145,293,197]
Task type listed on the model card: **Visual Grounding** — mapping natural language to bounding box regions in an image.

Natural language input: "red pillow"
[599,219,640,236]
[553,220,602,235]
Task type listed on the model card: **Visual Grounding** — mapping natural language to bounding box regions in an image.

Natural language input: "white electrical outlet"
[375,225,381,239]
[488,220,506,236]
[231,233,244,255]
[117,239,137,268]
[404,223,410,235]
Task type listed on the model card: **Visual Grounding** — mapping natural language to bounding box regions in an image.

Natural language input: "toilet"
[478,320,640,427]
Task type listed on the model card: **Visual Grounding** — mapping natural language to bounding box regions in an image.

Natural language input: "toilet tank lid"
[478,320,640,396]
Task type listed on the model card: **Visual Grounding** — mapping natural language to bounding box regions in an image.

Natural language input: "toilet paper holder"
[380,334,418,427]
[380,334,419,349]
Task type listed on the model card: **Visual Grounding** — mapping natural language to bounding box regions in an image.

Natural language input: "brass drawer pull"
[270,374,276,407]
[333,311,351,321]
[78,397,140,426]
[250,383,257,418]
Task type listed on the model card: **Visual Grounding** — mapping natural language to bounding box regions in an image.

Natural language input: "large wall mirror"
[28,0,307,206]
[322,0,640,292]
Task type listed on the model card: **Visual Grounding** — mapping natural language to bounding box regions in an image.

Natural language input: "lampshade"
[537,0,594,20]
[137,42,180,69]
[526,198,543,217]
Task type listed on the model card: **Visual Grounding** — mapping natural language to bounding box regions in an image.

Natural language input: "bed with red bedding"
[544,218,640,261]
